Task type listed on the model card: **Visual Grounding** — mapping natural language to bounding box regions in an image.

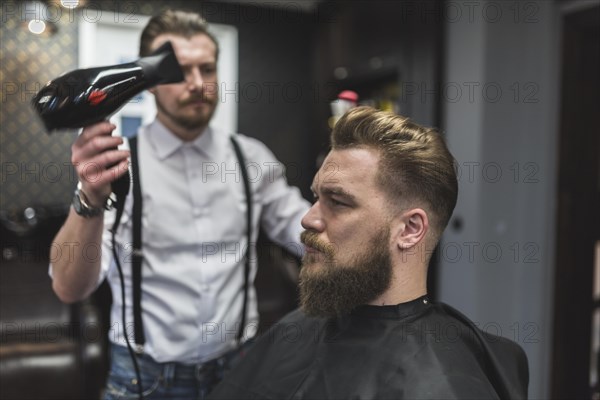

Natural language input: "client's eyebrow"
[319,185,357,203]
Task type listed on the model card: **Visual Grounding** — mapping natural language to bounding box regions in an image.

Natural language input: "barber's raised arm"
[51,121,129,303]
[250,139,310,255]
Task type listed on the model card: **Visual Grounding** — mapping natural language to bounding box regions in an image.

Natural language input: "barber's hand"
[71,121,130,208]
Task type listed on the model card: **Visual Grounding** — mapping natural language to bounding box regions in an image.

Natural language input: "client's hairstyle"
[139,9,219,58]
[332,106,458,238]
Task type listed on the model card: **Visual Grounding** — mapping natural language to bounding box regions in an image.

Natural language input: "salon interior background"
[1,0,599,399]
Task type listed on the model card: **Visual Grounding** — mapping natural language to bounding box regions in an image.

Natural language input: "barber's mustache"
[301,231,335,257]
[179,93,217,107]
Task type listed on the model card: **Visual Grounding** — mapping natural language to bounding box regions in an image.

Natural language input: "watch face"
[73,192,83,214]
[73,189,100,217]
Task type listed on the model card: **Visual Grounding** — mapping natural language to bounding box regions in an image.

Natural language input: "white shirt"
[90,120,308,364]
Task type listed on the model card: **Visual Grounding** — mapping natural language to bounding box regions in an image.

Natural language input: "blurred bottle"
[329,90,359,128]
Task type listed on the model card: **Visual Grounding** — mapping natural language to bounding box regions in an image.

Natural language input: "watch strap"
[73,185,116,217]
[73,188,102,217]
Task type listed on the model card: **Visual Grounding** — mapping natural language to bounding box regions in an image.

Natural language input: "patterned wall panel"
[0,1,192,221]
[1,1,79,221]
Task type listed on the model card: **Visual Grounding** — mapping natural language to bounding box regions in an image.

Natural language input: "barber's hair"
[139,9,219,58]
[332,106,458,237]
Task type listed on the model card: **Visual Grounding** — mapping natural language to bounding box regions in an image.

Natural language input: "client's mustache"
[300,231,335,257]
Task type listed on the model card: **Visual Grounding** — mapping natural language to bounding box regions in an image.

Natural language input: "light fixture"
[28,19,47,35]
[60,0,80,9]
[22,1,59,36]
[49,0,87,9]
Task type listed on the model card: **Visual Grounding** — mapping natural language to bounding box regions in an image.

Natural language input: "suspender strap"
[229,136,253,344]
[109,138,131,235]
[129,136,146,349]
[110,179,128,235]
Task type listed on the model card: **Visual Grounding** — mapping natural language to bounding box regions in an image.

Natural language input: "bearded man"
[209,106,529,399]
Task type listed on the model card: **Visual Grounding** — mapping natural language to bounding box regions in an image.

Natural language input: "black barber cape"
[209,296,528,400]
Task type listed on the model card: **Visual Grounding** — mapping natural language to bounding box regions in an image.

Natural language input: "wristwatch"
[72,183,116,218]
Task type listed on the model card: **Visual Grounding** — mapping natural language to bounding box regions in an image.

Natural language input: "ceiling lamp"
[22,1,59,36]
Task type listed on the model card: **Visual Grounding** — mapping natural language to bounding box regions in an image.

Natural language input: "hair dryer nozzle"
[136,41,184,85]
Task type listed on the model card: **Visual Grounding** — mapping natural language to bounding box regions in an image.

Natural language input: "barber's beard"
[155,92,218,131]
[299,228,393,318]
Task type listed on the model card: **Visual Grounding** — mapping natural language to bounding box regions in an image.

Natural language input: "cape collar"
[349,295,431,320]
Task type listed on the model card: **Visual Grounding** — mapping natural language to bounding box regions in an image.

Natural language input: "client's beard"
[299,228,393,318]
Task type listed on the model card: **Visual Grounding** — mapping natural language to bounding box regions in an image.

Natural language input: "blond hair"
[139,9,219,58]
[332,106,458,237]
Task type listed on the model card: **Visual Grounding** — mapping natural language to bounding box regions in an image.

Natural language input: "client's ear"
[393,208,429,250]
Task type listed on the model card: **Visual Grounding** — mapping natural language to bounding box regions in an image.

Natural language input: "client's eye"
[329,197,347,207]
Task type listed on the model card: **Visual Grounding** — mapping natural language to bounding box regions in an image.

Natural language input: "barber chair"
[0,206,107,400]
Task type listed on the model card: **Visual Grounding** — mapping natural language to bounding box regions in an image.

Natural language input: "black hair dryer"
[31,41,184,200]
[31,41,184,132]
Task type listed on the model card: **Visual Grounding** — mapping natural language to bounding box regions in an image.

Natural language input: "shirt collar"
[146,119,217,160]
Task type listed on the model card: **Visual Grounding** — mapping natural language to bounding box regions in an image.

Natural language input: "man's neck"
[369,262,428,306]
[369,287,427,307]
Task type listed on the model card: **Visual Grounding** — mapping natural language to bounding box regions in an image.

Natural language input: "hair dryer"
[31,41,184,132]
[31,41,184,201]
